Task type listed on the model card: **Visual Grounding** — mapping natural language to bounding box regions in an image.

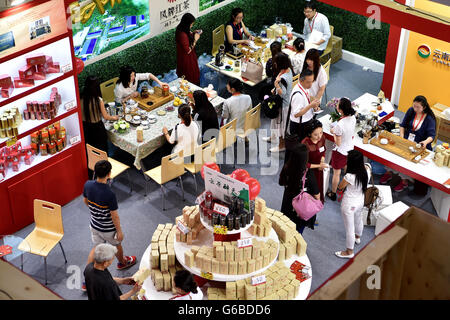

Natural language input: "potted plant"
[326,97,359,127]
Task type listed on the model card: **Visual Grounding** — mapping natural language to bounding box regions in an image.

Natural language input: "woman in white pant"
[335,150,370,259]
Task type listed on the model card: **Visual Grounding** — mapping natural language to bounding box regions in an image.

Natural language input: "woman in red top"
[175,13,201,85]
[301,119,329,202]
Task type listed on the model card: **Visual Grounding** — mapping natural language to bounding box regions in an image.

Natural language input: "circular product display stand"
[139,228,312,300]
[174,228,279,282]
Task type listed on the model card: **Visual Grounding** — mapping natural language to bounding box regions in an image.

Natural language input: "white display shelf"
[0,37,73,105]
[0,76,78,145]
[0,112,81,183]
[173,227,279,282]
[199,214,254,235]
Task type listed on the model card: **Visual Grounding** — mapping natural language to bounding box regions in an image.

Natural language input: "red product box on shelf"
[14,77,35,88]
[0,75,13,88]
[0,87,14,98]
[29,71,46,81]
[18,64,36,79]
[25,54,47,66]
[36,56,53,73]
[46,62,60,73]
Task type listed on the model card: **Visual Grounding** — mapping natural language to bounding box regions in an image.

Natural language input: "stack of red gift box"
[0,54,61,99]
[0,75,14,99]
[23,87,62,121]
[0,141,34,178]
[15,54,60,88]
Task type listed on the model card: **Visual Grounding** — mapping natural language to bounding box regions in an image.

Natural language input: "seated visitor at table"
[84,243,141,300]
[279,143,320,234]
[225,7,254,53]
[335,150,370,259]
[300,49,328,103]
[290,38,306,75]
[289,69,321,143]
[380,95,436,192]
[302,119,328,202]
[327,97,356,201]
[264,52,293,153]
[192,90,219,141]
[302,0,331,56]
[82,75,119,156]
[169,270,203,300]
[162,104,200,160]
[176,13,201,85]
[114,65,167,105]
[222,78,252,131]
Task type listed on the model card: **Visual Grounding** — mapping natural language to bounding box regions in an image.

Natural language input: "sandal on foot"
[326,191,336,201]
[335,251,354,259]
[117,256,137,270]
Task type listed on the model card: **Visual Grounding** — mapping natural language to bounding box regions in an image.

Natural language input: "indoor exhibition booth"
[0,0,449,301]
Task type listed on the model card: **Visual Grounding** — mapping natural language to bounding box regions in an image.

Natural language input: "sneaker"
[81,282,87,292]
[380,172,392,184]
[117,256,137,270]
[262,137,271,142]
[269,146,285,153]
[394,180,408,192]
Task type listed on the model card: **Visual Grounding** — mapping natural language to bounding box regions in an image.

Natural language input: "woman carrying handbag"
[279,143,321,234]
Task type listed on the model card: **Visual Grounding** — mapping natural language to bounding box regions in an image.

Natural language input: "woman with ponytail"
[335,150,370,259]
[170,270,203,300]
[327,97,356,201]
[290,37,306,75]
[162,104,199,160]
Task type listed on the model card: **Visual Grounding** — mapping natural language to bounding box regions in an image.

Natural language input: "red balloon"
[201,162,220,179]
[230,169,250,182]
[243,177,261,200]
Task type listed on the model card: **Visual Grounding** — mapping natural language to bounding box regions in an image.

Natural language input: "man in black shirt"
[84,243,141,300]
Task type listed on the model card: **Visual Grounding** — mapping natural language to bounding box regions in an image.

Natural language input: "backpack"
[261,79,287,119]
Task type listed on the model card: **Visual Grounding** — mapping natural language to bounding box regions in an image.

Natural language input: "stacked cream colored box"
[207,262,301,300]
[248,198,273,238]
[184,239,278,275]
[175,205,205,245]
[265,209,307,260]
[149,223,180,292]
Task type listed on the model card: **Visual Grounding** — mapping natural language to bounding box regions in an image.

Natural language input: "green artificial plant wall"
[78,0,389,93]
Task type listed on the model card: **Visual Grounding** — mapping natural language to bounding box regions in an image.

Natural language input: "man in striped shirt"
[83,160,136,285]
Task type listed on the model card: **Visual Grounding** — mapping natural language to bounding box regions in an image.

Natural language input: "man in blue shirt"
[82,160,136,291]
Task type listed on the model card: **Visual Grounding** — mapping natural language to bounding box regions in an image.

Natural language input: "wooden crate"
[309,206,450,300]
[134,86,174,112]
[370,130,429,163]
[331,36,342,64]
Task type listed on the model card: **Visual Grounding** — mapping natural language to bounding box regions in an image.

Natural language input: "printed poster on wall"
[0,0,67,58]
[149,0,199,37]
[198,0,235,15]
[68,0,151,63]
[203,166,250,210]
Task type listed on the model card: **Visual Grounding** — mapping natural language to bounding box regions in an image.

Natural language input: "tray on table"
[134,86,174,112]
[369,130,430,163]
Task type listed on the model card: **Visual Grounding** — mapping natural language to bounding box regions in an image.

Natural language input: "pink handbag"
[292,169,324,221]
